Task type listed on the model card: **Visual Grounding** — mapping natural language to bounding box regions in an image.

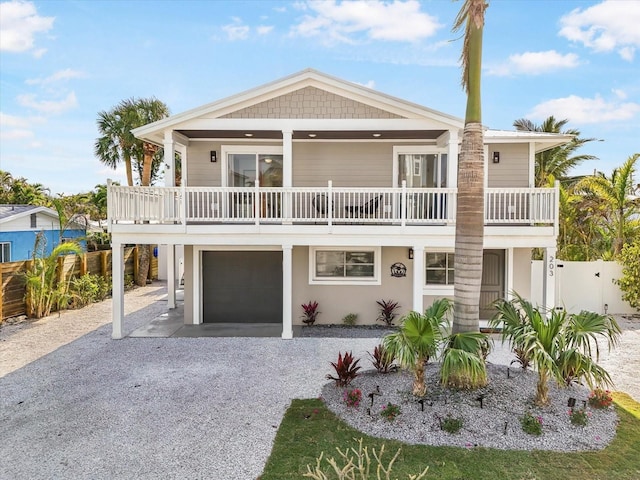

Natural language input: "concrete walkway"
[1,283,638,479]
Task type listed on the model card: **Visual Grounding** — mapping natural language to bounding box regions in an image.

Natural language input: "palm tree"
[452,0,488,334]
[95,106,137,186]
[490,293,621,406]
[576,154,640,256]
[513,116,597,187]
[382,299,452,397]
[440,331,490,389]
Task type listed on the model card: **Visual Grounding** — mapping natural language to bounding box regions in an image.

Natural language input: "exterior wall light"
[408,248,414,259]
[210,151,217,162]
[492,151,500,163]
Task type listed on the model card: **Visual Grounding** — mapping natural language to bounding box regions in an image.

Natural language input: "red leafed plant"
[301,301,320,325]
[326,351,361,387]
[376,299,400,326]
[369,343,396,374]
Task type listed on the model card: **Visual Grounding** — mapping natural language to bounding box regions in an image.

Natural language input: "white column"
[111,242,125,339]
[447,129,459,187]
[542,247,557,313]
[163,131,175,187]
[282,130,293,223]
[506,248,514,301]
[528,142,535,187]
[412,245,425,313]
[167,244,176,309]
[192,247,201,324]
[282,245,293,339]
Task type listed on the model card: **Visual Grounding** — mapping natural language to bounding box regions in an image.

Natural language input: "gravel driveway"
[1,284,638,479]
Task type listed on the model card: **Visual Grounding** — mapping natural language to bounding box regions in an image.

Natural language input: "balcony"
[108,183,558,230]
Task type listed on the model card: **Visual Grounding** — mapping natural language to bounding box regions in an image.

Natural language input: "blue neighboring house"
[0,205,86,262]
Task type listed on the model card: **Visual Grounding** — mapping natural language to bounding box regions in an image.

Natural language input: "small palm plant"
[490,293,621,406]
[25,232,83,318]
[382,298,452,397]
[440,331,490,389]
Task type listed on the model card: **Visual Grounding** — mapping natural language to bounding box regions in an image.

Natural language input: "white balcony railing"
[107,182,557,228]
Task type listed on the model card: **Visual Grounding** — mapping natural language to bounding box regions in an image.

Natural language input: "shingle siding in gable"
[221,86,404,119]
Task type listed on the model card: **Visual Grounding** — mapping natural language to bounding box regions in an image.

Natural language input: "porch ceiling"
[175,129,446,140]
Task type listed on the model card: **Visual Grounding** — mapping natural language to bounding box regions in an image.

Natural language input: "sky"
[0,0,639,195]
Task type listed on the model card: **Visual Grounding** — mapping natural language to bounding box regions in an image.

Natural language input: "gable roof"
[0,205,58,224]
[133,68,465,144]
[0,204,86,230]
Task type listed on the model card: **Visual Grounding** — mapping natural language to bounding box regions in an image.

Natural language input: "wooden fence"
[0,246,158,321]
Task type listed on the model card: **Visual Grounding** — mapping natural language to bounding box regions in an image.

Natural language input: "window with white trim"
[310,247,380,284]
[0,242,10,263]
[425,252,455,285]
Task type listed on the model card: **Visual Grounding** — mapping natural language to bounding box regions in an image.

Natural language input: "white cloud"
[559,0,640,61]
[26,68,86,85]
[355,80,375,89]
[0,0,54,54]
[17,91,78,114]
[257,25,274,35]
[0,112,47,141]
[528,94,640,125]
[222,18,250,40]
[612,88,627,100]
[488,50,580,76]
[291,0,441,45]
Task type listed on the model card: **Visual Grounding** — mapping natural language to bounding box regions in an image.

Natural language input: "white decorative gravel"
[321,363,618,452]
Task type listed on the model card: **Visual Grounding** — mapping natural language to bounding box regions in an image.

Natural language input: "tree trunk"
[136,245,150,287]
[535,370,550,406]
[413,357,427,397]
[124,157,134,187]
[141,142,157,187]
[453,122,485,333]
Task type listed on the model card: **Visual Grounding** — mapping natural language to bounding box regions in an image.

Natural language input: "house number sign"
[548,255,555,276]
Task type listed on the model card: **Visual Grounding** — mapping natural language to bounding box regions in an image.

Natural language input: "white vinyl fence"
[532,260,636,315]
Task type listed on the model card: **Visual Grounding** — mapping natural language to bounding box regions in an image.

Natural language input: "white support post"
[282,245,293,339]
[192,248,201,324]
[163,132,175,187]
[167,244,176,309]
[506,248,514,301]
[111,242,125,339]
[542,247,557,314]
[412,245,425,313]
[448,129,459,188]
[282,130,293,224]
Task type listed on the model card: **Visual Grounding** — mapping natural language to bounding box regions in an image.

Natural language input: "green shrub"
[441,415,464,434]
[615,239,640,311]
[520,411,543,436]
[70,274,111,308]
[342,313,358,326]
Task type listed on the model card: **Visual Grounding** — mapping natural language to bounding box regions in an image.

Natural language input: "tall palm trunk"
[536,370,550,406]
[452,0,487,333]
[135,142,157,286]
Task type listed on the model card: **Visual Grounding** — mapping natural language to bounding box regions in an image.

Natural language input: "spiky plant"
[440,331,490,389]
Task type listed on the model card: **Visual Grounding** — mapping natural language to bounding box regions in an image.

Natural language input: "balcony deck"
[108,184,558,233]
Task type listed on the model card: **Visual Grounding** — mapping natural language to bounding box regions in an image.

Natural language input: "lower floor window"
[426,252,454,285]
[0,242,10,262]
[311,247,380,284]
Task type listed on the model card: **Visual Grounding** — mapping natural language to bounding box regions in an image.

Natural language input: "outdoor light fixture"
[492,151,500,163]
[244,133,253,137]
[408,248,414,259]
[308,133,317,138]
[372,133,382,138]
[210,151,217,162]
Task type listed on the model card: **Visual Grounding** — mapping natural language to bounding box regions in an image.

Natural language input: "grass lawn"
[260,392,640,480]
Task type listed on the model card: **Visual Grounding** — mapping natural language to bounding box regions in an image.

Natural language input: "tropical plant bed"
[320,363,618,452]
[260,394,639,480]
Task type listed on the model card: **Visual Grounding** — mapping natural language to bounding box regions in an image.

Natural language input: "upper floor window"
[309,247,381,285]
[30,213,37,228]
[224,146,283,188]
[396,151,448,188]
[0,242,10,262]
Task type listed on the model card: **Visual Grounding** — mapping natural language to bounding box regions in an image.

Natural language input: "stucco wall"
[292,246,413,325]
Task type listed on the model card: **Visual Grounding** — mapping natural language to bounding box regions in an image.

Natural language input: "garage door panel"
[202,251,282,324]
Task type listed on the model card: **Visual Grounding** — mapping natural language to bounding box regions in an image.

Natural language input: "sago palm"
[382,299,452,397]
[490,293,621,406]
[452,0,488,333]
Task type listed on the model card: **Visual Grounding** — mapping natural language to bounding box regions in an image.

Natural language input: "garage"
[202,251,283,323]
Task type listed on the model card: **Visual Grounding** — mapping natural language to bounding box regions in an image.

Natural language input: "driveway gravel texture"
[1,283,638,479]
